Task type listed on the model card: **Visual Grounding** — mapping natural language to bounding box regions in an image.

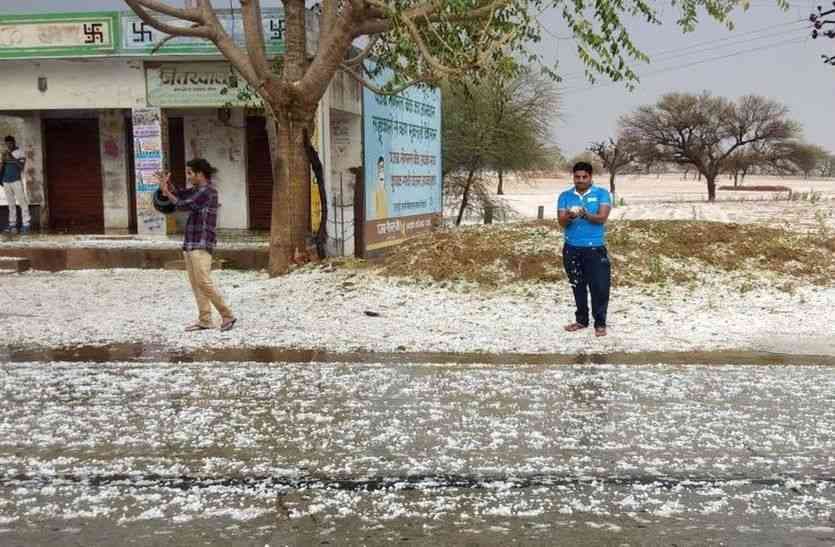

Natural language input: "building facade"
[0,9,441,256]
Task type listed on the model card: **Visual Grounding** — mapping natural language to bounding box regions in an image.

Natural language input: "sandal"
[563,323,587,332]
[220,317,238,332]
[594,327,608,337]
[185,323,212,332]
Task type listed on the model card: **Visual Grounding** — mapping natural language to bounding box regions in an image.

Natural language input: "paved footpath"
[1,360,834,546]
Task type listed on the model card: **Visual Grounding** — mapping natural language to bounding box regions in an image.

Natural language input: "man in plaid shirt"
[160,158,237,332]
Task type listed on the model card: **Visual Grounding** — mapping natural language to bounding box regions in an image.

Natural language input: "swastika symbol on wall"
[268,19,285,40]
[83,23,105,44]
[132,22,153,42]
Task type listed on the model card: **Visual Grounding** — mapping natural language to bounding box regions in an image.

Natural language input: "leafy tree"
[487,71,558,195]
[784,143,829,179]
[442,70,556,225]
[620,92,800,201]
[126,0,766,273]
[818,153,835,178]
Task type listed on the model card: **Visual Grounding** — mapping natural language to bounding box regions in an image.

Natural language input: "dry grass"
[371,220,835,288]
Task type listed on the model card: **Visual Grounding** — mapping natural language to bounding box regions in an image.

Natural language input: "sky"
[3,0,833,156]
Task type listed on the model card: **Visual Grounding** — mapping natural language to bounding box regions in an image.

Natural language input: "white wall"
[181,108,248,229]
[326,109,362,256]
[0,59,146,111]
[328,71,362,116]
[99,110,131,231]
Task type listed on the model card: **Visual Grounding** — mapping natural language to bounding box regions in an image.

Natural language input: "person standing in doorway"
[1,136,31,234]
[159,158,237,332]
[557,161,612,337]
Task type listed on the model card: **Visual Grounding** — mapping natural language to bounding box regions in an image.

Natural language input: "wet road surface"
[1,359,834,545]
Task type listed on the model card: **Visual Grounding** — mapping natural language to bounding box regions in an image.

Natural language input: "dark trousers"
[562,244,611,328]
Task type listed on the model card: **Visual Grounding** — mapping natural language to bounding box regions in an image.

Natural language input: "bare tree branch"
[125,0,213,39]
[298,0,356,99]
[344,35,380,67]
[401,16,456,76]
[339,63,432,95]
[151,31,191,53]
[353,0,512,38]
[196,0,262,91]
[322,0,338,35]
[239,0,270,77]
[124,0,203,23]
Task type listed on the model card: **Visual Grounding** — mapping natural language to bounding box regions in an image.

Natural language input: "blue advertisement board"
[362,68,442,251]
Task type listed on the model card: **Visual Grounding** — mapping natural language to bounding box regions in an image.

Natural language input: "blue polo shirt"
[556,184,611,247]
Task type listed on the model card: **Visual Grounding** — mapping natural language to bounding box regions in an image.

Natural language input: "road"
[1,359,834,546]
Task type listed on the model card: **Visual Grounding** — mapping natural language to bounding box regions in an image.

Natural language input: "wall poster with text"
[362,66,442,252]
[132,107,166,234]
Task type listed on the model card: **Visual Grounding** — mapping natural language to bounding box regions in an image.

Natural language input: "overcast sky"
[4,1,832,156]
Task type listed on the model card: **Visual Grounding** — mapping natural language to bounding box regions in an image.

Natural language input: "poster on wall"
[132,107,166,234]
[362,68,442,252]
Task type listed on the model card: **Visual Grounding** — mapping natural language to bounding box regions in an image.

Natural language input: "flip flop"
[220,318,238,332]
[563,323,587,332]
[185,323,212,332]
[594,327,608,337]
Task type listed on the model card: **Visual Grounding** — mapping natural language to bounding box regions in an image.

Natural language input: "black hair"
[572,161,593,175]
[377,156,384,164]
[4,135,15,144]
[186,158,218,181]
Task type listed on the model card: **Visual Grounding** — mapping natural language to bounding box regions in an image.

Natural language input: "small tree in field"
[785,143,829,179]
[819,153,835,178]
[489,72,558,196]
[442,70,557,225]
[126,1,770,273]
[724,148,760,186]
[620,92,800,201]
[588,137,636,199]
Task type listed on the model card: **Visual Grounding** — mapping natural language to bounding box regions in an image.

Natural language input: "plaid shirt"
[174,184,219,253]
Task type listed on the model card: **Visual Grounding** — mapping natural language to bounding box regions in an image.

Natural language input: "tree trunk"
[497,169,504,195]
[268,107,313,276]
[706,174,717,202]
[456,169,476,226]
[733,172,739,187]
[609,171,616,201]
[303,127,327,259]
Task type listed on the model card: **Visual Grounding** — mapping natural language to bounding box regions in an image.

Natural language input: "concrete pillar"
[20,113,45,228]
[99,110,130,232]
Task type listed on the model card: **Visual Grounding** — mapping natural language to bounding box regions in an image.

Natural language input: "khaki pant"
[183,250,234,327]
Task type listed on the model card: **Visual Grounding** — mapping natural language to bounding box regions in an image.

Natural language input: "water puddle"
[2,343,834,366]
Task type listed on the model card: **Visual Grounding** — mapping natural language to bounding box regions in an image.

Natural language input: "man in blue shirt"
[556,161,612,337]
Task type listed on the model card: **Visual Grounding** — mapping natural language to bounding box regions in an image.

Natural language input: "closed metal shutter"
[44,119,104,233]
[246,116,273,230]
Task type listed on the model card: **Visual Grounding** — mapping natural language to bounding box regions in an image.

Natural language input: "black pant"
[562,244,611,329]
